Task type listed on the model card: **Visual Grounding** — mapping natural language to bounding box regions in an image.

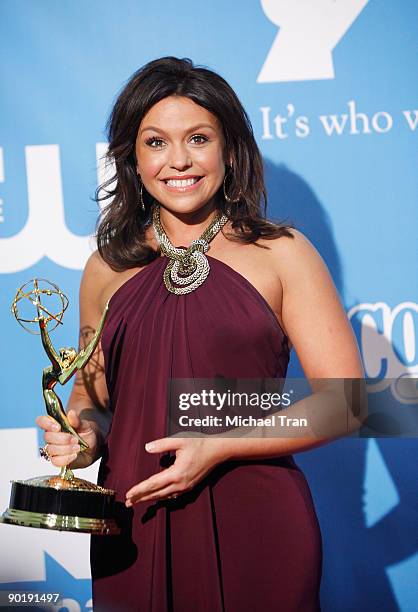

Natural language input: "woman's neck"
[156,201,219,247]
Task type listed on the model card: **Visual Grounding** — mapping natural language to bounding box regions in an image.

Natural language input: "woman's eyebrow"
[139,123,217,136]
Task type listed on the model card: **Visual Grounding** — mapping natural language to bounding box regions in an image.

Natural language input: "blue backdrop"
[0,1,417,610]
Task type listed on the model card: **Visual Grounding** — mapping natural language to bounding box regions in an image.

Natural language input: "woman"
[36,57,364,611]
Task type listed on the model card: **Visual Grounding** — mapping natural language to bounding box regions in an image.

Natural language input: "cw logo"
[348,302,418,404]
[0,144,111,273]
[258,0,370,82]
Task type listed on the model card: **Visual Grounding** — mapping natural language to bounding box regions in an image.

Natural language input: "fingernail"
[70,453,77,461]
[52,425,60,431]
[72,445,80,453]
[71,436,79,444]
[145,442,155,451]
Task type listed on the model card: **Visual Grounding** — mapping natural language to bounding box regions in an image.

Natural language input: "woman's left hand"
[125,435,227,506]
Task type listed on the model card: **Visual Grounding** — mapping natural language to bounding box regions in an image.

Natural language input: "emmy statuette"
[1,279,120,535]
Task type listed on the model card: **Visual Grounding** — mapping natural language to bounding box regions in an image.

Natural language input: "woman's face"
[135,95,227,215]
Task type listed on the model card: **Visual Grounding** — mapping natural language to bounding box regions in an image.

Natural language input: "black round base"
[1,477,120,535]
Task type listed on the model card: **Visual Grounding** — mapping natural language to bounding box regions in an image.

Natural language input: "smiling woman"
[95,56,294,273]
[36,56,364,612]
[136,97,226,212]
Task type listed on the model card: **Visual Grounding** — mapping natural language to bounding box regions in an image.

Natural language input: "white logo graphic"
[0,144,110,273]
[258,0,370,83]
[348,301,418,403]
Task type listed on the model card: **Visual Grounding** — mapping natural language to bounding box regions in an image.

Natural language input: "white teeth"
[166,178,200,187]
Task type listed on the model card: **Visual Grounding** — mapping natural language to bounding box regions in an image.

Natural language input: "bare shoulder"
[83,250,115,277]
[262,227,320,259]
[81,250,115,291]
[82,249,151,313]
[260,229,363,378]
[80,251,118,314]
[261,228,332,289]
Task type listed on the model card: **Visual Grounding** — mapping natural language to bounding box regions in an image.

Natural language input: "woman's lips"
[161,176,203,193]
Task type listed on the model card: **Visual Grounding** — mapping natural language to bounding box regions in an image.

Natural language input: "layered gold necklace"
[152,204,228,295]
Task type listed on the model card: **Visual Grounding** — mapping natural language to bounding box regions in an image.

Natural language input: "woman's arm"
[36,252,113,469]
[204,228,365,461]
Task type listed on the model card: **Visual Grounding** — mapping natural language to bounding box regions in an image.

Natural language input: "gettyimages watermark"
[167,378,418,438]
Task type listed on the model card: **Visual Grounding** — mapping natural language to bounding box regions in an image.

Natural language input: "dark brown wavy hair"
[96,56,294,271]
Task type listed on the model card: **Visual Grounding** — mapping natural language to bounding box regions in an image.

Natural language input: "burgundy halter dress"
[90,254,322,611]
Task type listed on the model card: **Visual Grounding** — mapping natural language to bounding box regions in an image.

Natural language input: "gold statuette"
[1,278,120,535]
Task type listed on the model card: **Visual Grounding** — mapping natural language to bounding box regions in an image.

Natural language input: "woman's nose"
[169,143,192,171]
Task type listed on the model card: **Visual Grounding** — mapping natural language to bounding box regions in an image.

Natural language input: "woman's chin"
[156,197,218,217]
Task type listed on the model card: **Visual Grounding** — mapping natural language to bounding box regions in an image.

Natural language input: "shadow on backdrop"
[264,159,418,611]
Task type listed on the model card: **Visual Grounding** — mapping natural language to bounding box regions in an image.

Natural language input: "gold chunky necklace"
[152,204,228,295]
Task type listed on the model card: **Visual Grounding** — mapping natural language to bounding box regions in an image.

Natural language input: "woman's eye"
[146,137,165,148]
[190,134,208,144]
[145,135,208,148]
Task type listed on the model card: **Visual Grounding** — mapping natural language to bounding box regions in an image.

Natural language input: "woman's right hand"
[36,409,101,469]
